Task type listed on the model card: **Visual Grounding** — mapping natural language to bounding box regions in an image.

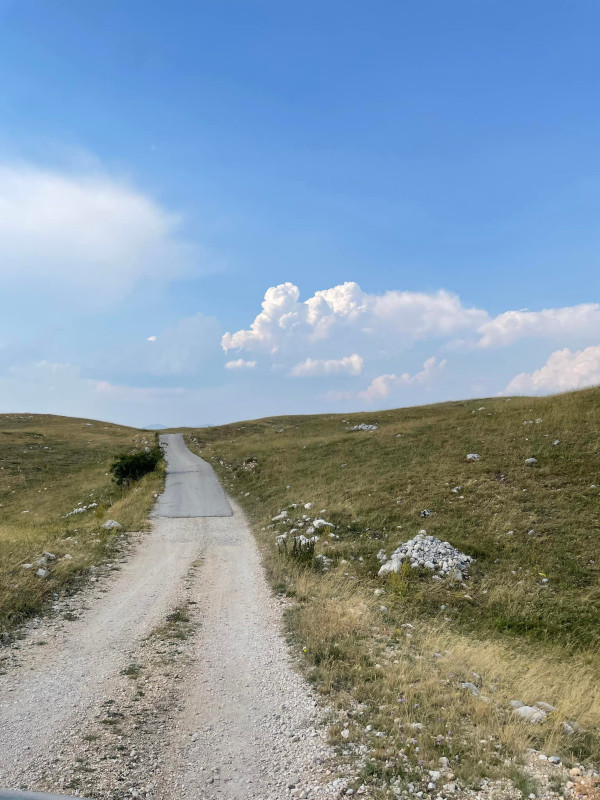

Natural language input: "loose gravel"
[0,504,335,799]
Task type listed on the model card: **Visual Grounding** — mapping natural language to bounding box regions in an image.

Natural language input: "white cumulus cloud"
[477,304,600,348]
[502,345,600,395]
[290,353,364,377]
[222,282,488,354]
[225,358,257,370]
[358,357,447,402]
[0,161,201,308]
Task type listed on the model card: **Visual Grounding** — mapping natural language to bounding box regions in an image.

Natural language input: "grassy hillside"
[0,414,163,636]
[184,388,600,795]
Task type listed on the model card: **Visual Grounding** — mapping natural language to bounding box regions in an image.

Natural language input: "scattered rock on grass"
[466,453,480,462]
[101,520,122,531]
[562,721,579,735]
[313,518,334,529]
[536,701,557,713]
[511,704,547,723]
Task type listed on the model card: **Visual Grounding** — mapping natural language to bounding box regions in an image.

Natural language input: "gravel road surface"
[0,435,332,800]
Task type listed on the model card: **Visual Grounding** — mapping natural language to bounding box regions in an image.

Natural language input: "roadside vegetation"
[110,446,163,486]
[184,387,600,795]
[0,414,164,637]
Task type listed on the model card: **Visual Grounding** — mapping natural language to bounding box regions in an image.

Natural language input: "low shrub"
[110,446,163,487]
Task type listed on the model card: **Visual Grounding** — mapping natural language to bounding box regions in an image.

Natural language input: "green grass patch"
[0,413,164,636]
[151,605,194,642]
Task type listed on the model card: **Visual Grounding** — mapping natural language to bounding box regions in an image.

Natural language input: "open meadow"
[0,414,163,636]
[184,388,600,794]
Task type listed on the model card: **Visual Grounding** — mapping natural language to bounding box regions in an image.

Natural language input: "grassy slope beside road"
[184,388,599,794]
[0,413,163,636]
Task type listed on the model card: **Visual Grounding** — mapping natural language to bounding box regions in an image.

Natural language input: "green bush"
[110,446,163,486]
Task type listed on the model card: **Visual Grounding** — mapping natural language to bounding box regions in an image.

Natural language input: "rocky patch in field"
[348,423,378,432]
[378,531,473,579]
[269,505,338,552]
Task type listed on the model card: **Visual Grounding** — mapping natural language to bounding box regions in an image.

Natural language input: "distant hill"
[143,424,168,430]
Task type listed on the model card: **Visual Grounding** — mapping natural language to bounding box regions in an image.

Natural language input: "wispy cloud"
[225,358,257,370]
[0,161,203,309]
[290,353,363,377]
[358,357,447,402]
[323,357,447,404]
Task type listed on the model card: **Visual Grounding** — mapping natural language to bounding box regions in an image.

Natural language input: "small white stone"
[513,705,546,723]
[101,519,122,530]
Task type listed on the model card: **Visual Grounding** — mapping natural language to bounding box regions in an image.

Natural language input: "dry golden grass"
[573,776,600,800]
[276,560,599,785]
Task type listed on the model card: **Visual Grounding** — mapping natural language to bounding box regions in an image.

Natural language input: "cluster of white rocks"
[378,531,473,579]
[271,507,337,550]
[64,501,98,517]
[347,423,378,432]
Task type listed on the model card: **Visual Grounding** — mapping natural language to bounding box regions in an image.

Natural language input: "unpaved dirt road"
[155,434,233,518]
[0,435,334,799]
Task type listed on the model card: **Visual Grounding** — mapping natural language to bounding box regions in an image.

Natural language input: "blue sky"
[1,0,600,426]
